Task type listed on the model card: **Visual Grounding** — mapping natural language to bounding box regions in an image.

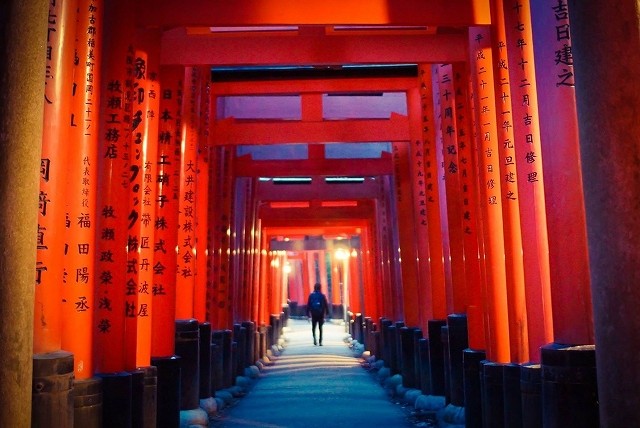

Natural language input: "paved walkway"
[213,318,414,428]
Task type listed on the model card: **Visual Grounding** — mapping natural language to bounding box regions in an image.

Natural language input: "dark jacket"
[306,291,329,317]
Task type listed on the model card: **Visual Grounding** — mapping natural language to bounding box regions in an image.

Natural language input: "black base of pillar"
[98,372,132,428]
[132,366,157,428]
[463,349,486,428]
[503,363,523,428]
[447,314,469,407]
[151,356,181,428]
[73,377,102,428]
[541,343,598,428]
[175,319,200,410]
[428,319,447,396]
[481,361,505,428]
[521,363,542,428]
[32,351,74,428]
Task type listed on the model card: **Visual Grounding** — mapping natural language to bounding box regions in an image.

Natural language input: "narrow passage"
[214,318,413,428]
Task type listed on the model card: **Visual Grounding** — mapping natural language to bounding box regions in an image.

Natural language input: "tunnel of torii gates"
[4,0,640,427]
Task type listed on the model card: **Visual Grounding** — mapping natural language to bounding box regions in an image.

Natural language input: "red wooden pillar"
[406,86,433,331]
[468,26,511,363]
[152,66,182,357]
[436,63,469,315]
[258,227,269,325]
[502,0,554,362]
[175,66,201,320]
[452,63,486,350]
[489,0,530,363]
[530,0,593,346]
[62,0,103,379]
[418,65,448,322]
[214,147,234,328]
[36,0,77,355]
[361,226,379,320]
[392,142,420,327]
[382,175,403,320]
[348,248,363,315]
[194,72,210,323]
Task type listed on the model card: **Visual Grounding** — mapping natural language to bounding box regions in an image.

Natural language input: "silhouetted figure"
[306,283,329,346]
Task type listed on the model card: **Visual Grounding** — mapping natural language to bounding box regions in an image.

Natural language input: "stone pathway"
[212,318,415,428]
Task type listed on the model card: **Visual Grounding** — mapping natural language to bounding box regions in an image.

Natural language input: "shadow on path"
[212,318,414,428]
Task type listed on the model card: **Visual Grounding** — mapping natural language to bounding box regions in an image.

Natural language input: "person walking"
[306,283,329,346]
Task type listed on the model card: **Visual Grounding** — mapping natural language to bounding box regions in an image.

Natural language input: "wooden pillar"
[151,66,182,357]
[452,63,486,350]
[531,0,593,347]
[392,142,420,326]
[468,26,511,363]
[194,72,211,323]
[489,0,530,364]
[175,66,201,320]
[569,0,639,424]
[94,0,131,372]
[502,0,554,362]
[436,64,468,315]
[63,0,103,379]
[0,1,48,426]
[417,65,448,322]
[35,0,77,358]
[407,86,434,330]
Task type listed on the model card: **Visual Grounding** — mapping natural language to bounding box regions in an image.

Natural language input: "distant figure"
[306,283,329,346]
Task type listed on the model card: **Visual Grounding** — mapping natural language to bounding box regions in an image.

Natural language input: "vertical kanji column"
[0,1,48,426]
[468,27,511,363]
[392,142,420,327]
[417,65,448,322]
[502,0,553,362]
[63,0,103,380]
[175,66,201,320]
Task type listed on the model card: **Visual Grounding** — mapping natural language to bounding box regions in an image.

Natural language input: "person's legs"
[318,319,324,345]
[311,318,318,345]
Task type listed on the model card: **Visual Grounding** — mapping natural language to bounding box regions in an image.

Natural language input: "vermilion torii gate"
[3,0,639,427]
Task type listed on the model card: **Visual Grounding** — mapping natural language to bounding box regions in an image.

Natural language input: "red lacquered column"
[502,0,553,361]
[94,0,131,373]
[531,0,592,346]
[452,62,486,350]
[468,26,511,363]
[62,0,103,379]
[194,73,210,323]
[392,142,420,327]
[151,66,182,357]
[36,0,77,356]
[489,0,531,363]
[175,66,201,320]
[417,65,448,321]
